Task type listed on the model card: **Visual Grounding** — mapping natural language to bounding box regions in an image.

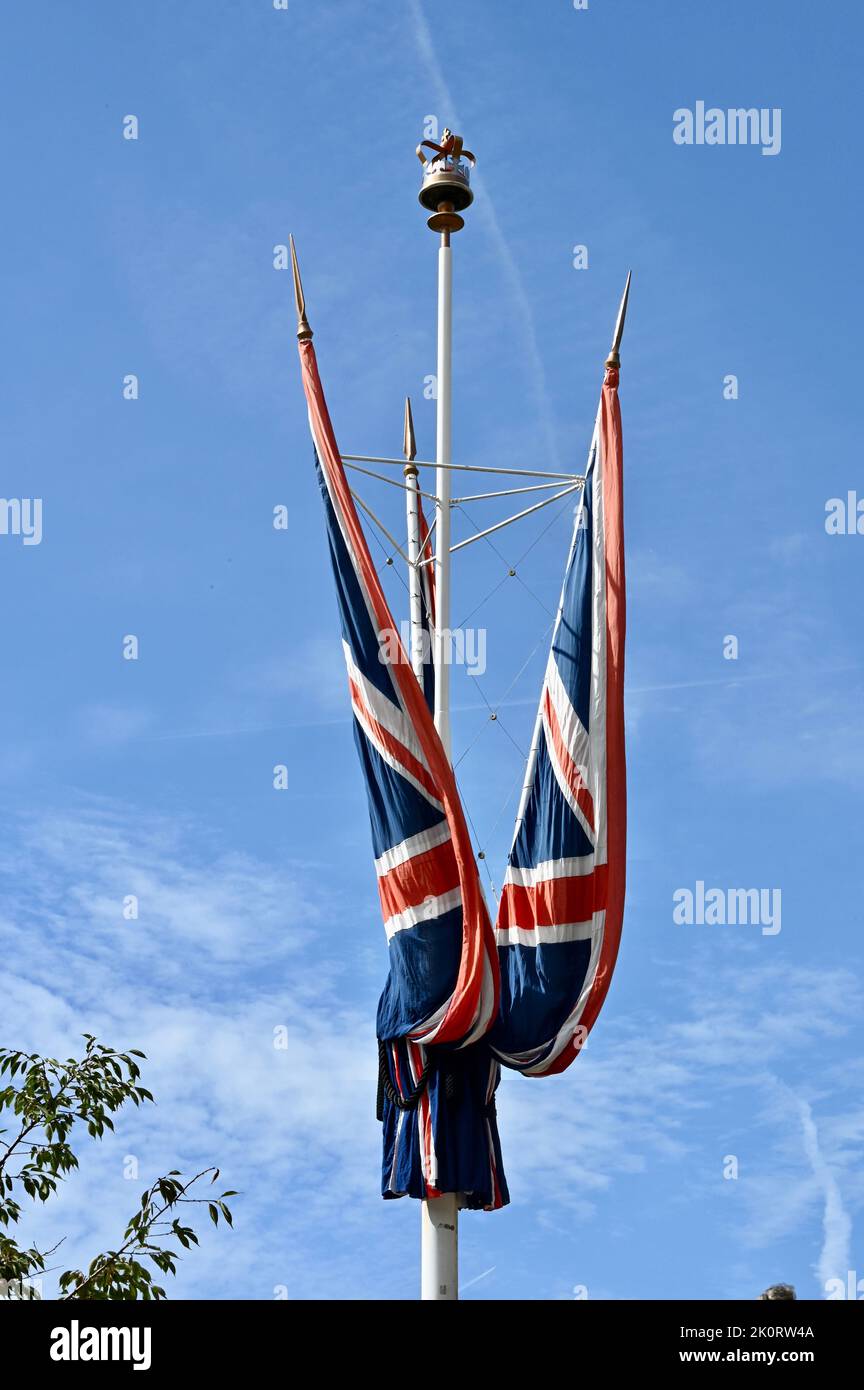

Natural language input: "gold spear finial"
[289,234,313,341]
[403,396,417,464]
[605,270,632,369]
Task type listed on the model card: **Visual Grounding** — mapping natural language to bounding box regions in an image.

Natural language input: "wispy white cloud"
[2,801,861,1299]
[0,797,391,1299]
[459,1264,496,1294]
[75,703,155,746]
[496,953,862,1295]
[0,801,324,974]
[796,1095,853,1291]
[232,635,347,710]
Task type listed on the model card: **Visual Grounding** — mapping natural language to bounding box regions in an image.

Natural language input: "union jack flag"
[298,336,507,1208]
[297,314,625,1208]
[491,366,627,1076]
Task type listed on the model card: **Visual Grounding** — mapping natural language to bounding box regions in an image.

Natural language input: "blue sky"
[1,0,862,1300]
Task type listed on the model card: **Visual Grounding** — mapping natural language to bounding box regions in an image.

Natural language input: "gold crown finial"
[416,128,476,234]
[416,127,474,167]
[289,235,313,341]
[605,271,631,369]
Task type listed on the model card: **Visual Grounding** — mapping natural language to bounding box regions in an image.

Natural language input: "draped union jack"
[296,300,625,1207]
[299,334,506,1207]
[491,367,626,1076]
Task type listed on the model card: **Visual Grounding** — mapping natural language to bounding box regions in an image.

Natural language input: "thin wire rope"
[453,619,552,771]
[495,620,554,711]
[446,493,578,859]
[451,478,568,504]
[353,496,518,907]
[446,493,559,760]
[455,571,512,630]
[453,498,570,626]
[364,517,411,602]
[512,490,581,570]
[480,758,532,860]
[364,511,526,779]
[342,453,581,481]
[447,483,581,558]
[358,494,570,883]
[469,681,527,760]
[344,459,440,505]
[454,771,500,904]
[350,489,410,564]
[479,492,577,617]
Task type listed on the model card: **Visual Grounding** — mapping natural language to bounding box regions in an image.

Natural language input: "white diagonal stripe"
[383,886,462,940]
[374,820,451,877]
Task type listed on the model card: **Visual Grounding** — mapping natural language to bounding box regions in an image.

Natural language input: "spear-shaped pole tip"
[403,396,417,465]
[289,235,313,341]
[605,270,631,369]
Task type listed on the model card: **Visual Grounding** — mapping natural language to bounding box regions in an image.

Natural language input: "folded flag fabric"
[296,317,625,1207]
[298,335,507,1208]
[491,366,626,1076]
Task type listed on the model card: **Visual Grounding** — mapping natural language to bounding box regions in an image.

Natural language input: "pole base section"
[421,1193,459,1300]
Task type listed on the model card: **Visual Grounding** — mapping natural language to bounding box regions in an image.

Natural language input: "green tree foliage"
[0,1035,235,1300]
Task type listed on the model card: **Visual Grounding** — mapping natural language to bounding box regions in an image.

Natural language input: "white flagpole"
[416,126,476,1301]
[402,397,426,683]
[420,222,459,1302]
[432,234,453,753]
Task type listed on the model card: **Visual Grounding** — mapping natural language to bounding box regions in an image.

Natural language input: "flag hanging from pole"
[292,232,627,1214]
[490,365,626,1076]
[297,332,508,1209]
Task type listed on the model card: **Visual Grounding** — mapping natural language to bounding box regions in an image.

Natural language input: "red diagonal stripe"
[498,864,607,931]
[543,688,595,830]
[349,677,440,802]
[377,841,460,923]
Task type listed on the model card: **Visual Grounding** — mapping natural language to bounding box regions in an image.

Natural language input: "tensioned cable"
[364,506,530,778]
[350,489,410,565]
[356,486,567,872]
[478,757,533,873]
[453,620,553,771]
[449,620,558,903]
[450,502,522,629]
[454,570,513,631]
[452,496,572,625]
[446,492,577,862]
[451,478,567,505]
[342,453,581,481]
[442,493,568,764]
[364,513,411,601]
[363,511,516,900]
[344,459,440,505]
[447,483,581,558]
[453,770,501,904]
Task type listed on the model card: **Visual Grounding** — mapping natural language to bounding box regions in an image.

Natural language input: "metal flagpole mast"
[420,222,458,1302]
[402,397,426,684]
[432,228,454,750]
[416,126,476,1302]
